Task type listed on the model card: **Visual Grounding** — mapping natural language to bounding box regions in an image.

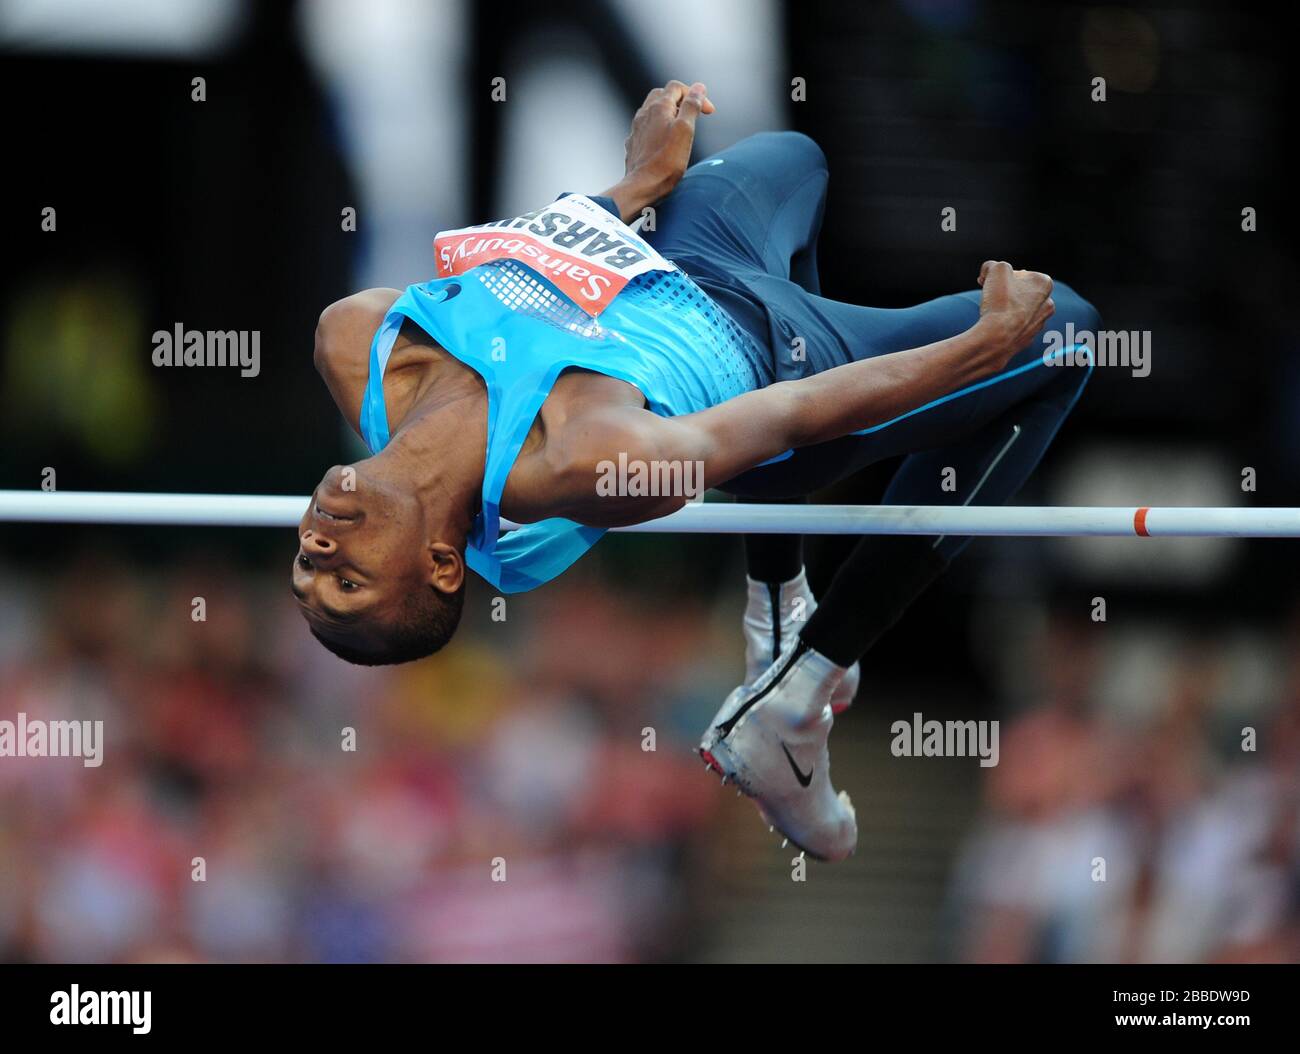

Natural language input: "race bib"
[434,194,675,317]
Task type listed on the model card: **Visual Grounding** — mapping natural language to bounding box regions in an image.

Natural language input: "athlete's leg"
[687,139,1099,857]
[699,282,1096,860]
[792,282,1100,668]
[802,357,1093,667]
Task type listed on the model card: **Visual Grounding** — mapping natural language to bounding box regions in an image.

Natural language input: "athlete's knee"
[785,130,828,171]
[1021,279,1097,404]
[1048,279,1102,334]
[749,130,827,172]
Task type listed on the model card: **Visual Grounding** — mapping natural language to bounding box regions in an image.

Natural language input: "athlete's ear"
[427,541,465,595]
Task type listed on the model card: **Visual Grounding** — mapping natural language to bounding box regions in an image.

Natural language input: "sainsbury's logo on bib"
[434,194,674,317]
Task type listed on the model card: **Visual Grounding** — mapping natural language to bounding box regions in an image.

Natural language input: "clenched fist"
[976,260,1055,367]
[603,81,715,222]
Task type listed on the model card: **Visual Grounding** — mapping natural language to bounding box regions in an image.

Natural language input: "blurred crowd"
[949,615,1300,963]
[0,550,733,963]
[1,548,1297,963]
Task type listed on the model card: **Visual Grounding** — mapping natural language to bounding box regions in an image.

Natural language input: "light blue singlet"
[358,210,765,593]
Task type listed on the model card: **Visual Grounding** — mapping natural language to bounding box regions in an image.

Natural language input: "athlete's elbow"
[773,381,818,449]
[312,315,332,375]
[313,299,350,376]
[314,288,402,376]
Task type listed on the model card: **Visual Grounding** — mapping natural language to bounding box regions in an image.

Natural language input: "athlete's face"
[290,464,428,647]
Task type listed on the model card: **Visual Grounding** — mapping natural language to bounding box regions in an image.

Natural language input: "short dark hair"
[311,584,465,666]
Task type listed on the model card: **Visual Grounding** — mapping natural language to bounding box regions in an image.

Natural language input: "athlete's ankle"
[797,640,851,681]
[759,639,846,726]
[745,567,810,607]
[796,627,858,672]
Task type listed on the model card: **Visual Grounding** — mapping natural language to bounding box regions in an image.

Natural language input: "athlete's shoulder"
[313,288,403,436]
[314,288,402,378]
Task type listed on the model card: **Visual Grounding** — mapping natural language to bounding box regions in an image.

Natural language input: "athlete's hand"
[975,260,1055,366]
[604,80,715,222]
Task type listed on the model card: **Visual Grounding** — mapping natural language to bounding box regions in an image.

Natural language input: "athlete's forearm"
[682,264,1050,483]
[779,320,1005,449]
[632,317,1018,497]
[602,80,713,223]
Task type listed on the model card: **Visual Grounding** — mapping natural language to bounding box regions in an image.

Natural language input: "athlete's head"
[291,463,466,664]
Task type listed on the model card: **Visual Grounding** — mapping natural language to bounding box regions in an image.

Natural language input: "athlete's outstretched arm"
[600,80,715,222]
[539,263,1056,528]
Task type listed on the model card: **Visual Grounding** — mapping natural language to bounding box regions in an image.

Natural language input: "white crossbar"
[0,491,1297,537]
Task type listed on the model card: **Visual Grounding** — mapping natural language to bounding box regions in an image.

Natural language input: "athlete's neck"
[375,359,487,538]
